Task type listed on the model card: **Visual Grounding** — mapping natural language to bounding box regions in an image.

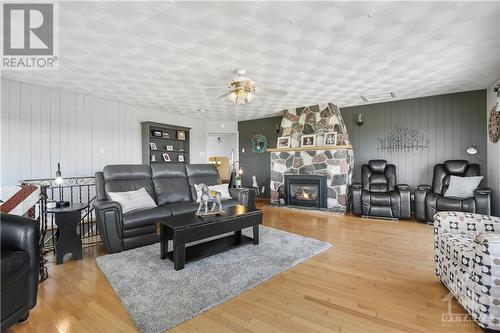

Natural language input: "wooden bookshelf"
[141,121,191,165]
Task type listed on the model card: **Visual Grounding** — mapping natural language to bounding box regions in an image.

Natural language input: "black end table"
[47,203,88,264]
[159,205,262,270]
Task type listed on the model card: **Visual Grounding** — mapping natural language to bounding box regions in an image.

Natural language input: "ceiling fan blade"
[217,92,232,100]
[199,86,231,90]
[255,87,287,96]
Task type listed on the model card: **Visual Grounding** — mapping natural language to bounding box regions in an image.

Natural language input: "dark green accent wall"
[239,90,487,197]
[238,116,282,198]
[341,90,487,189]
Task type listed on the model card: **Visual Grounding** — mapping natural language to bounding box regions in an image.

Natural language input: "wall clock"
[251,134,268,154]
[489,106,500,143]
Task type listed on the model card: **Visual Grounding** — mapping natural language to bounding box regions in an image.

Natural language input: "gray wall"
[238,116,282,198]
[1,78,211,185]
[341,90,487,190]
[486,79,500,215]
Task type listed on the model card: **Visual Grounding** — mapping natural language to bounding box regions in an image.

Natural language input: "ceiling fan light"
[228,92,237,103]
[246,92,255,103]
[228,89,253,105]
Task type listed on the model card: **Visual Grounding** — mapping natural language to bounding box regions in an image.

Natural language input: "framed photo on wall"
[277,136,291,148]
[301,134,316,147]
[162,153,171,162]
[324,132,337,146]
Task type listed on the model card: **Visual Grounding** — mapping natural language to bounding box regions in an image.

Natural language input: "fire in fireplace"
[284,175,327,208]
[291,185,318,201]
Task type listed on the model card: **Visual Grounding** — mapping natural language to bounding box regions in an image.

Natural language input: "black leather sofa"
[1,213,40,332]
[94,164,254,254]
[351,160,411,219]
[415,160,491,222]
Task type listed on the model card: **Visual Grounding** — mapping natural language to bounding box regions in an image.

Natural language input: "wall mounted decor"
[251,134,268,154]
[489,106,500,143]
[356,113,364,126]
[378,125,430,152]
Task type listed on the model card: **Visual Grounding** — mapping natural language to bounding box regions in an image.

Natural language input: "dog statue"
[196,183,222,216]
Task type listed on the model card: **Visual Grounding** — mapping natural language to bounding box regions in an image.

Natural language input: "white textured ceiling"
[3,1,500,120]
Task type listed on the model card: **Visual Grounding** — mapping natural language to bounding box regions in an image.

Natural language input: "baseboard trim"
[361,215,399,222]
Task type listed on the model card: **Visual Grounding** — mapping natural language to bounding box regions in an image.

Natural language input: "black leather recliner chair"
[415,160,491,222]
[94,164,255,254]
[1,213,40,332]
[351,160,411,219]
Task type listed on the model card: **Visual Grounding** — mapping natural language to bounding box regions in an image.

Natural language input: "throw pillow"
[108,187,157,213]
[444,176,483,199]
[194,183,232,202]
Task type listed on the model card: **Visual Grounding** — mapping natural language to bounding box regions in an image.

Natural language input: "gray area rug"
[96,226,331,333]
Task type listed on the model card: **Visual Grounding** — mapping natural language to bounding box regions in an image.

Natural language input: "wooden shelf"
[142,121,190,165]
[150,149,186,153]
[150,136,187,142]
[267,144,353,152]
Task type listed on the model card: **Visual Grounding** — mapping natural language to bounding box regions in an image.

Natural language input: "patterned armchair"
[434,211,500,330]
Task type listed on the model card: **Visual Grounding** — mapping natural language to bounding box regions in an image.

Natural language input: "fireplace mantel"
[268,144,353,153]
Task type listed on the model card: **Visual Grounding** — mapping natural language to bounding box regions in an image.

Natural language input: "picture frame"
[152,130,162,137]
[149,142,157,150]
[178,155,185,162]
[277,136,291,148]
[162,153,171,162]
[301,134,316,147]
[162,132,170,139]
[177,130,186,140]
[166,145,174,151]
[324,132,338,146]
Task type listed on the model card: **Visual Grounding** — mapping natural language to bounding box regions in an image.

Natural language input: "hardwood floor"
[8,206,482,333]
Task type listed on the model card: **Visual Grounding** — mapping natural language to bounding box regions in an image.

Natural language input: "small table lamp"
[54,163,69,207]
[229,161,244,188]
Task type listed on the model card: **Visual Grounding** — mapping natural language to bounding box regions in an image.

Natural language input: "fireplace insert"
[284,175,327,208]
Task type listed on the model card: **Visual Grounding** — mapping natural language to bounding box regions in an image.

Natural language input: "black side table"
[47,203,88,264]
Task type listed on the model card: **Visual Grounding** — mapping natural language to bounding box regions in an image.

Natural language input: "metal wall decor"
[251,134,268,154]
[378,125,430,152]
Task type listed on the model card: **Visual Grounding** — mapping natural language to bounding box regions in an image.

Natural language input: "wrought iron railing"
[22,176,99,257]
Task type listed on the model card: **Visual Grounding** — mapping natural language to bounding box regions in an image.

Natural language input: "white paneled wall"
[0,78,214,185]
[487,78,500,215]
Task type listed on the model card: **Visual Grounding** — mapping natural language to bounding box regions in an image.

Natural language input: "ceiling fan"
[205,69,287,105]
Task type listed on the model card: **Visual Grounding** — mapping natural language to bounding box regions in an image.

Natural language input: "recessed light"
[361,91,397,102]
[197,108,206,113]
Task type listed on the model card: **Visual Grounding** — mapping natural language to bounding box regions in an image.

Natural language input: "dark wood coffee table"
[159,205,262,270]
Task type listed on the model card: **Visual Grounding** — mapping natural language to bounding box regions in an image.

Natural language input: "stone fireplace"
[269,103,353,213]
